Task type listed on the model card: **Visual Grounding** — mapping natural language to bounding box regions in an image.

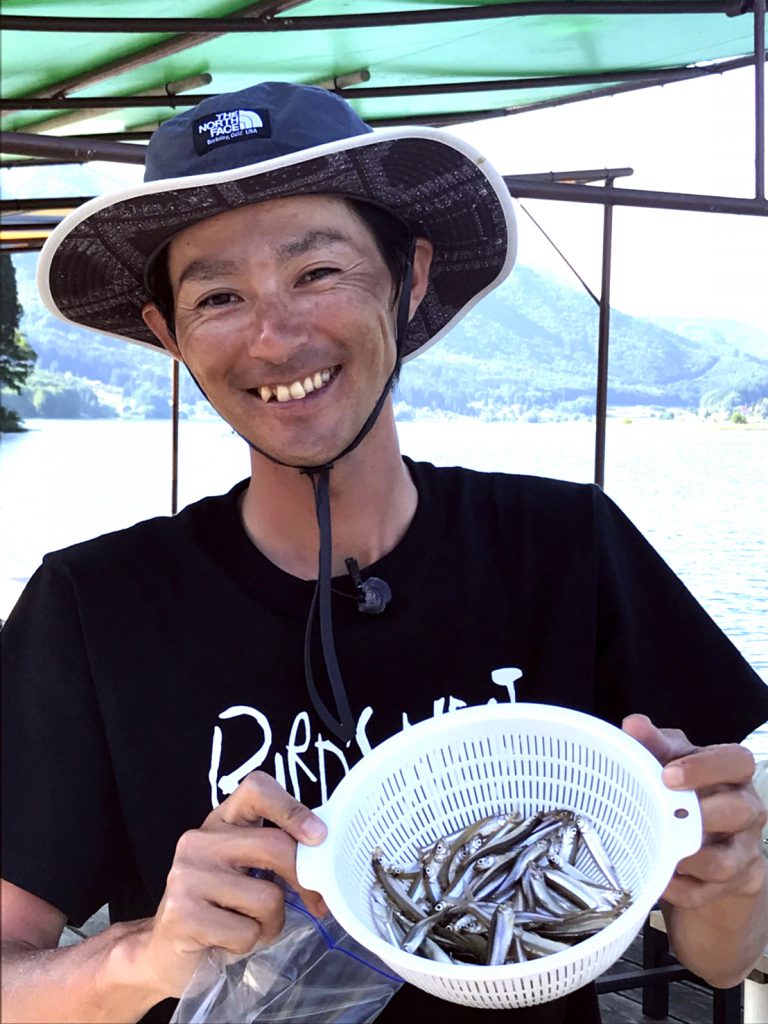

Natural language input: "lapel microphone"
[345,557,392,615]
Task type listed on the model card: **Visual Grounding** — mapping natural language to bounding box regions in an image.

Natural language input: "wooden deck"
[60,908,768,1023]
[598,928,740,1024]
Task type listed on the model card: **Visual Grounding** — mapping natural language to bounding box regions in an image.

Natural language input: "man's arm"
[1,773,328,1024]
[2,882,165,1024]
[623,714,768,988]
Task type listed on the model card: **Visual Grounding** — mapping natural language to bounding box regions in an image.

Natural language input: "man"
[2,81,767,1024]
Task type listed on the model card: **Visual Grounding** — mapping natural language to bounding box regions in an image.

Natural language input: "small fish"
[517,927,571,959]
[486,904,516,965]
[542,866,612,912]
[419,934,456,963]
[528,865,573,916]
[536,908,623,939]
[575,815,623,889]
[558,823,580,865]
[369,807,631,967]
[400,905,453,953]
[370,883,406,948]
[372,847,427,923]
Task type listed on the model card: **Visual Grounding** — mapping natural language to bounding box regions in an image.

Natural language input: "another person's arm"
[1,772,327,1024]
[624,714,768,988]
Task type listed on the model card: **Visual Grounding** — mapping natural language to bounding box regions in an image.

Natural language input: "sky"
[3,65,766,329]
[452,66,767,328]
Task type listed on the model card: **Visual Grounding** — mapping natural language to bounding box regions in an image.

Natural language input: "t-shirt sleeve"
[589,487,768,747]
[1,556,130,927]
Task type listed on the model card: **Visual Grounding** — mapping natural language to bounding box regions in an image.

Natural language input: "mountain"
[647,317,768,361]
[7,255,768,421]
[397,266,768,417]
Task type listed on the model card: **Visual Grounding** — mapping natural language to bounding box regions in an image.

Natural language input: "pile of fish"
[369,808,631,966]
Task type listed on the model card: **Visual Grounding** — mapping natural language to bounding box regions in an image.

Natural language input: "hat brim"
[38,127,517,362]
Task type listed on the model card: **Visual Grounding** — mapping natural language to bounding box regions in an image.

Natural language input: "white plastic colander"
[296,703,702,1009]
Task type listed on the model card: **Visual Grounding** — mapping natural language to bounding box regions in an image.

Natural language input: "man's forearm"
[1,921,166,1024]
[663,859,768,989]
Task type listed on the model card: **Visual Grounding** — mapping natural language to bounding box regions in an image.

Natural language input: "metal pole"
[503,177,768,215]
[0,196,91,213]
[0,131,146,164]
[755,0,766,200]
[594,181,615,489]
[1,3,742,33]
[25,73,212,137]
[171,360,179,515]
[366,56,764,127]
[506,55,766,115]
[4,62,761,109]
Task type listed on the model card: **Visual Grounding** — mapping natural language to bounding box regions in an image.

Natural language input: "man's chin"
[243,434,350,472]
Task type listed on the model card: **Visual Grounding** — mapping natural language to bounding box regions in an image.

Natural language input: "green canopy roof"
[1,0,764,488]
[2,0,763,138]
[1,0,765,255]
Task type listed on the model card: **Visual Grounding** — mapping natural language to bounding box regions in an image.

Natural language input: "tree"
[0,254,37,432]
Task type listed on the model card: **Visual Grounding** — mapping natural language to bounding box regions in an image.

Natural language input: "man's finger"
[695,788,767,835]
[205,771,327,845]
[660,744,756,791]
[622,713,697,766]
[662,836,767,908]
[175,824,329,916]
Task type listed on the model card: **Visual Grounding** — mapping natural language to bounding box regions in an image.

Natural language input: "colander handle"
[295,803,337,895]
[662,784,704,862]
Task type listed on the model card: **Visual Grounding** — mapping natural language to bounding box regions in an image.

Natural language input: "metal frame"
[2,2,755,33]
[1,56,760,138]
[1,1,765,493]
[3,60,760,111]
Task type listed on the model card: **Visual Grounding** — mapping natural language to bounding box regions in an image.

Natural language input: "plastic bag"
[171,885,403,1023]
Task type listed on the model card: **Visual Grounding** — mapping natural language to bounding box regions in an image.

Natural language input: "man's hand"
[622,713,767,909]
[0,773,328,1023]
[138,771,328,1001]
[622,712,768,986]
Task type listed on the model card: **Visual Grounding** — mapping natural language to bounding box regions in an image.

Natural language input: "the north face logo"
[193,108,271,154]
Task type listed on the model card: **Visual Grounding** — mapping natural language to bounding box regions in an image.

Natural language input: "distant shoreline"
[4,410,768,435]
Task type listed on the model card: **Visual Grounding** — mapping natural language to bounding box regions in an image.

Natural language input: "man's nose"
[246,292,306,359]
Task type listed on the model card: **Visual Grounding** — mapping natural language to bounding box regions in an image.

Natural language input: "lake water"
[2,416,766,756]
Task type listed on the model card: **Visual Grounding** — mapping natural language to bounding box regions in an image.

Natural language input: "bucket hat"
[38,81,517,361]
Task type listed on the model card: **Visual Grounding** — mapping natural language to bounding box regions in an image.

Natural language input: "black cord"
[184,237,417,743]
[296,237,416,742]
[301,469,356,743]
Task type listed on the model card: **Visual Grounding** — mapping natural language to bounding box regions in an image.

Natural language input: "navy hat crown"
[40,80,516,356]
[144,81,373,183]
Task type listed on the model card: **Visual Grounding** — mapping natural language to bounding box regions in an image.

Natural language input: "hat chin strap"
[299,239,415,744]
[182,239,416,743]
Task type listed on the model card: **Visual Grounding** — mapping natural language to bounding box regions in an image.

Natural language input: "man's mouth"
[249,366,338,404]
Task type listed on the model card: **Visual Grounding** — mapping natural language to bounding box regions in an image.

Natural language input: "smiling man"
[2,81,767,1024]
[146,196,431,475]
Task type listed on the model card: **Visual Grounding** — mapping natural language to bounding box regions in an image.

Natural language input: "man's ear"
[408,236,434,320]
[142,303,181,359]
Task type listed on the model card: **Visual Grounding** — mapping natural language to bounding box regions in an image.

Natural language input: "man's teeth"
[257,368,333,403]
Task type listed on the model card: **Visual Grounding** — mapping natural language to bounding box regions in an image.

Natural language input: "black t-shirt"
[3,459,767,1024]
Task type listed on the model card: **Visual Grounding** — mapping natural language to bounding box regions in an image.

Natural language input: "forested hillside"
[397,267,768,418]
[7,254,768,422]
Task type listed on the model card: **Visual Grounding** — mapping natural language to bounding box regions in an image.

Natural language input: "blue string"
[249,869,403,984]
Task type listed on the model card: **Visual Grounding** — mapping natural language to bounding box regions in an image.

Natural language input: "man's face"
[148,194,415,468]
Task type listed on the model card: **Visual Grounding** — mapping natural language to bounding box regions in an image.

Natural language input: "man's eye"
[299,267,338,285]
[198,292,239,308]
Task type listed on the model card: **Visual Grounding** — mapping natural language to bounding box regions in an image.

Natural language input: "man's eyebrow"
[276,229,349,260]
[176,257,243,289]
[174,231,349,288]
